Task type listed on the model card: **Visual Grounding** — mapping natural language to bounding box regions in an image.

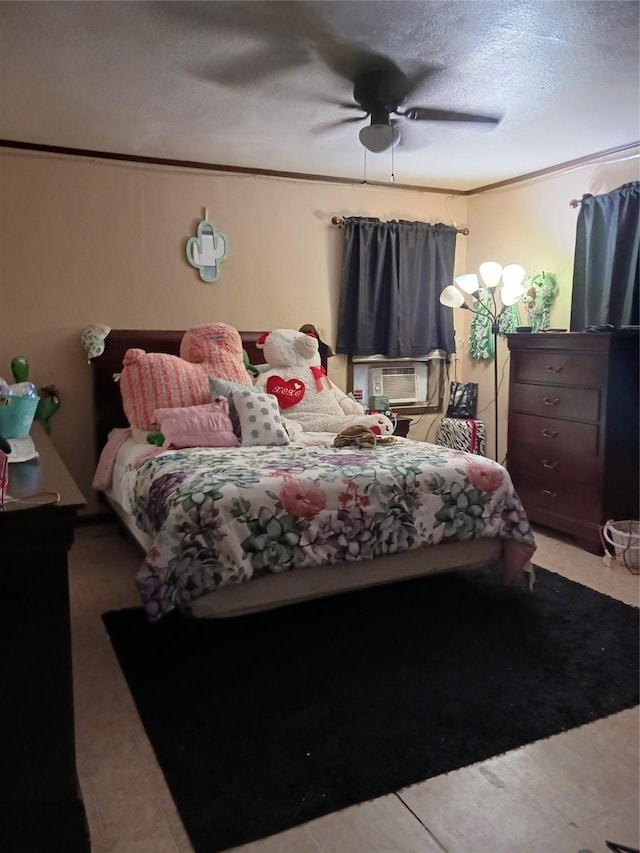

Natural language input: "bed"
[92,329,536,620]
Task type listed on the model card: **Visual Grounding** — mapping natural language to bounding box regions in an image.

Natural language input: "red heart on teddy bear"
[266,376,306,409]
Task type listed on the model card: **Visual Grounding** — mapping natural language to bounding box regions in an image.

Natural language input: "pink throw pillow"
[154,400,238,449]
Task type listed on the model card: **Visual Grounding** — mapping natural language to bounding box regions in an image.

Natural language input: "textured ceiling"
[0,0,638,190]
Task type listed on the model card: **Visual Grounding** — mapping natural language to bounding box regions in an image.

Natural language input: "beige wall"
[0,149,470,511]
[1,147,637,511]
[458,154,639,463]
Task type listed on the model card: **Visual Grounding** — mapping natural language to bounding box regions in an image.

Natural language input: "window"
[348,353,447,415]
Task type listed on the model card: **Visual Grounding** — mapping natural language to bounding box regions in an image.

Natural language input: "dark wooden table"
[0,423,90,852]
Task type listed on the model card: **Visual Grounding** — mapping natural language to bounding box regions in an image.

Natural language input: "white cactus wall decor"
[186,219,228,283]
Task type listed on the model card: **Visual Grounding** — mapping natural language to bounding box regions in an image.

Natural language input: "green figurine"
[11,356,30,383]
[243,348,260,378]
[35,385,60,435]
[523,272,559,333]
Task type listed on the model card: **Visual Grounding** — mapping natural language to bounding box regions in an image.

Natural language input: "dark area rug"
[102,566,639,853]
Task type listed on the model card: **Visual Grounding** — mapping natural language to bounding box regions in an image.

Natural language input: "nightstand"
[394,415,412,438]
[1,423,90,852]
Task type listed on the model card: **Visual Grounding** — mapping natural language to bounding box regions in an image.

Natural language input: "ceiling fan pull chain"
[391,141,395,182]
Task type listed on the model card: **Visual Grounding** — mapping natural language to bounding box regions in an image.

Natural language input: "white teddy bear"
[255,328,394,436]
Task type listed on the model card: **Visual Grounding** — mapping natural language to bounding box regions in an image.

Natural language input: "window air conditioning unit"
[369,366,419,404]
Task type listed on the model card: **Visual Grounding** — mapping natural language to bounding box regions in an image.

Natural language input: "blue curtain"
[570,181,640,330]
[335,217,457,357]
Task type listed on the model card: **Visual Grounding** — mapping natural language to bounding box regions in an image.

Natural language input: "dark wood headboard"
[91,328,329,455]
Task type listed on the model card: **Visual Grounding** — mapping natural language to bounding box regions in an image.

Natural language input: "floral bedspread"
[113,435,535,620]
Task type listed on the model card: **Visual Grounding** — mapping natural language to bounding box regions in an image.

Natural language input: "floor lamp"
[440,262,526,462]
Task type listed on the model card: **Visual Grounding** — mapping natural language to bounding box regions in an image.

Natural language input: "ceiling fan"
[326,63,501,153]
[153,2,501,153]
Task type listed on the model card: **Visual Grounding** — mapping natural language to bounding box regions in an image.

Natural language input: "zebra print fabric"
[436,417,486,456]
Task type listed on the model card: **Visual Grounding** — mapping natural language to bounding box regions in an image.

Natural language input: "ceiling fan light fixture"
[359,123,401,153]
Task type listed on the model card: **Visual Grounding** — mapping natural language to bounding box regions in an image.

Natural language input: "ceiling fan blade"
[402,107,501,124]
[288,5,398,87]
[313,115,368,133]
[285,4,431,108]
[316,99,365,111]
[191,46,309,87]
[401,64,442,101]
[152,1,313,87]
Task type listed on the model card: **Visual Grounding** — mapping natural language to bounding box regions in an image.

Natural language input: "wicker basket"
[602,519,640,573]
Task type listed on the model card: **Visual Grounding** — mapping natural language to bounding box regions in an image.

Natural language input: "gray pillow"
[209,376,254,436]
[231,389,290,446]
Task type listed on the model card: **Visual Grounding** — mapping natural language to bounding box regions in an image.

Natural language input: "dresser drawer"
[510,383,601,422]
[511,352,606,388]
[508,441,600,485]
[508,413,599,455]
[510,471,602,523]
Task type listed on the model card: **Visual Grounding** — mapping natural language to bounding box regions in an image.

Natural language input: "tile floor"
[69,523,639,853]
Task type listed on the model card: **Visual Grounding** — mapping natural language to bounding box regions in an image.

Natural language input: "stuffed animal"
[242,348,270,378]
[119,323,253,430]
[254,328,394,436]
[243,349,259,378]
[334,425,396,448]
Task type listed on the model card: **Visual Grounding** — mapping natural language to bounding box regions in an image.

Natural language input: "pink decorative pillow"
[154,400,238,449]
[119,323,254,429]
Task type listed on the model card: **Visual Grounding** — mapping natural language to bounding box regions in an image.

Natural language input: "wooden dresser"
[506,331,639,552]
[1,424,90,852]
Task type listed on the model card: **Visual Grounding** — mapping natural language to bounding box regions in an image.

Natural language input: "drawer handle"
[543,396,560,406]
[542,428,559,438]
[542,459,558,469]
[541,489,557,498]
[546,365,563,373]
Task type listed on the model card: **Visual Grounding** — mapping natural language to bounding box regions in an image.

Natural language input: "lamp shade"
[501,263,526,289]
[359,123,401,153]
[454,273,480,295]
[479,261,503,288]
[440,285,466,308]
[500,284,525,306]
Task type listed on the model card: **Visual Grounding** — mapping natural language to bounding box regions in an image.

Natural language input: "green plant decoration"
[523,272,559,333]
[11,356,29,383]
[35,385,60,435]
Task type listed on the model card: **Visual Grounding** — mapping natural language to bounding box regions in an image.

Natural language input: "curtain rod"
[569,198,584,208]
[330,215,469,235]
